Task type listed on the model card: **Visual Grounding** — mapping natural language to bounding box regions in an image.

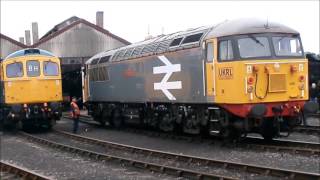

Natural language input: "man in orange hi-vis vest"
[70,97,80,133]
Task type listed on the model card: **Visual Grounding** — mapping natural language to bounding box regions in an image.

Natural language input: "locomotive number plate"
[218,67,233,79]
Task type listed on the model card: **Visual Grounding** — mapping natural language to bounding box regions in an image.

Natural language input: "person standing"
[70,97,80,133]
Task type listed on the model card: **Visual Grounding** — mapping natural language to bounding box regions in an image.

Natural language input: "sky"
[1,1,319,53]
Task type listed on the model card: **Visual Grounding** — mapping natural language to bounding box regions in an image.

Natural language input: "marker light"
[299,75,305,82]
[253,65,259,73]
[247,77,254,85]
[290,65,297,73]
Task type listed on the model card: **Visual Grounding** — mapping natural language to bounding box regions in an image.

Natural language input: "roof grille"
[131,46,143,57]
[156,40,171,53]
[141,42,158,55]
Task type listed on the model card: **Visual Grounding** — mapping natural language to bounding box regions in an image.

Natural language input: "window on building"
[219,40,234,61]
[44,61,59,76]
[27,60,40,77]
[6,62,23,78]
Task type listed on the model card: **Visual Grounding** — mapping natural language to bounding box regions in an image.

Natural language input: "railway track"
[18,131,237,180]
[0,161,50,180]
[48,129,320,180]
[65,115,320,156]
[243,137,320,156]
[293,125,320,134]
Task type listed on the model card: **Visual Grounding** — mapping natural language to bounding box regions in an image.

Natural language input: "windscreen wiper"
[249,35,264,47]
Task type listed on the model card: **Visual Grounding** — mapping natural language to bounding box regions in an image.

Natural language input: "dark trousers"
[73,117,79,133]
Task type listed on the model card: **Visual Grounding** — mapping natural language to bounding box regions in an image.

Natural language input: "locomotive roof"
[206,18,298,38]
[86,18,299,65]
[4,48,55,60]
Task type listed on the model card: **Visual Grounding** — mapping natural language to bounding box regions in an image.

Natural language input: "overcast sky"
[1,1,319,53]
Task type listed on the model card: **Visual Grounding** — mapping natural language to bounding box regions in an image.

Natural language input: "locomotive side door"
[205,39,216,97]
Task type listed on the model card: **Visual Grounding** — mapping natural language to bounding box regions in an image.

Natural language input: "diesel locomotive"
[83,18,318,139]
[0,48,62,129]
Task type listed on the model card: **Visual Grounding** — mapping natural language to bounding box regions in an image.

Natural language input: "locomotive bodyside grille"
[268,73,286,92]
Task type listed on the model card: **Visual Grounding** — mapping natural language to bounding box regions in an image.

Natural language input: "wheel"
[260,119,278,141]
[159,113,174,132]
[46,118,56,130]
[182,115,201,135]
[110,109,123,129]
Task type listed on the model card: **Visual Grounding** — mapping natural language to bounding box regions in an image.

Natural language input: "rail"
[53,129,320,180]
[0,161,51,180]
[18,131,237,180]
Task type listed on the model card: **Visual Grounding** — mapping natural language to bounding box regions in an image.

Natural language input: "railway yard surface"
[1,112,320,180]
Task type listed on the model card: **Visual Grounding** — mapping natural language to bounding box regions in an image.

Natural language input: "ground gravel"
[55,117,320,175]
[33,131,275,180]
[0,132,178,180]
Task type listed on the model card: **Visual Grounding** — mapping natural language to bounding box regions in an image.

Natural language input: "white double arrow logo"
[153,55,182,100]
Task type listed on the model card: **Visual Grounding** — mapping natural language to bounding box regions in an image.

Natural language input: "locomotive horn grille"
[268,73,286,92]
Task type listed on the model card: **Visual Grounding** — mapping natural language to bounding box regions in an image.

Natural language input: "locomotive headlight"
[274,63,280,71]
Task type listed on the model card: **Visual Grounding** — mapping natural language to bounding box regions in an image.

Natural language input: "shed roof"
[0,33,27,48]
[31,16,130,47]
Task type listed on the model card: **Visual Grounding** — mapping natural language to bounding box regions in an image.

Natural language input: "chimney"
[96,11,104,28]
[32,22,39,44]
[25,30,31,46]
[19,37,25,44]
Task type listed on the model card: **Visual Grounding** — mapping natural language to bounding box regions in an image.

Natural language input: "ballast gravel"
[55,117,320,175]
[33,131,274,180]
[0,132,178,180]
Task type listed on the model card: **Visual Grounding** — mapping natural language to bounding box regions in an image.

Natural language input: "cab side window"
[6,62,23,78]
[27,60,40,77]
[206,42,214,62]
[44,61,59,76]
[219,40,233,61]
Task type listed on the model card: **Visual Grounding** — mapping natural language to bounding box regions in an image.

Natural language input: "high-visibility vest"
[70,102,80,117]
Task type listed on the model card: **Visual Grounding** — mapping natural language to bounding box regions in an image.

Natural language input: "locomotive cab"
[1,48,63,129]
[205,31,318,139]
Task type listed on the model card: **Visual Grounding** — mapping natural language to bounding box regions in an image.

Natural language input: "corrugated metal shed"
[0,34,26,59]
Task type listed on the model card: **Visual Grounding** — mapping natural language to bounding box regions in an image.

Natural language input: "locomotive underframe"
[0,103,62,130]
[87,101,302,139]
